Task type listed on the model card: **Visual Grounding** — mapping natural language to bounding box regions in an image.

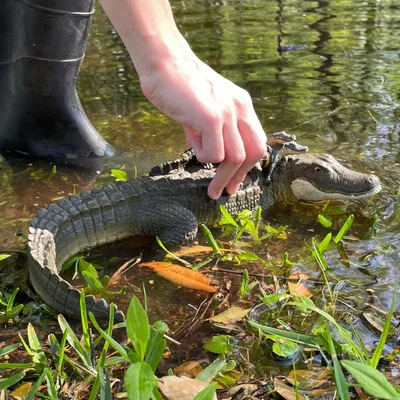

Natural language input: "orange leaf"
[288,281,312,298]
[288,271,312,298]
[139,262,218,292]
[174,361,204,378]
[169,245,240,257]
[289,272,309,280]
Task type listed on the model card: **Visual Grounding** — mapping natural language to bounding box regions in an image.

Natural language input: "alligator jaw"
[291,178,382,201]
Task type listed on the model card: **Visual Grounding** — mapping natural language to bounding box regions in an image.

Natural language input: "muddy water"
[0,0,399,339]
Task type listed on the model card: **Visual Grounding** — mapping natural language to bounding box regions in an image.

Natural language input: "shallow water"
[0,0,399,345]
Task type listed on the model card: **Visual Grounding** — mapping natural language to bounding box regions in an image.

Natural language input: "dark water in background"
[0,0,399,320]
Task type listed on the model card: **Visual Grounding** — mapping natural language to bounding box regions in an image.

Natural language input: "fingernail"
[208,189,220,200]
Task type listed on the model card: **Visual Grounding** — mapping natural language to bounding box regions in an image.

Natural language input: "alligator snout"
[343,171,381,196]
[288,154,382,201]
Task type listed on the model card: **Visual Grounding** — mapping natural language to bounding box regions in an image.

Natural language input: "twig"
[183,292,219,338]
[164,334,181,346]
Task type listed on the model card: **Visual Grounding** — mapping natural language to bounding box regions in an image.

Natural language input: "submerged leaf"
[171,245,240,257]
[318,213,332,228]
[208,306,251,324]
[111,169,128,181]
[140,262,218,292]
[203,335,233,355]
[274,377,306,400]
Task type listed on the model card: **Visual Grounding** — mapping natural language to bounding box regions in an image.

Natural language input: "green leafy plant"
[111,169,128,181]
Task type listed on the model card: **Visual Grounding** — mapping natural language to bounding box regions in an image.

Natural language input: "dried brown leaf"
[274,378,306,400]
[174,360,204,378]
[158,376,217,400]
[10,382,33,399]
[107,258,138,288]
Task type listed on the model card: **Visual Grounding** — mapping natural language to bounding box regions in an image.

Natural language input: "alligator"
[27,135,381,323]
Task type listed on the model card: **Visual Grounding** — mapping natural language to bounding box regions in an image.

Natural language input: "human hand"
[139,52,266,199]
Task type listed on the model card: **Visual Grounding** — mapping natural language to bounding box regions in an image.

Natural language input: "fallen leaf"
[274,378,306,400]
[287,368,330,390]
[226,384,258,399]
[208,306,251,324]
[288,281,312,298]
[107,258,139,288]
[158,376,217,400]
[289,272,309,280]
[170,245,240,257]
[288,272,312,298]
[174,360,204,378]
[354,386,370,400]
[140,262,218,292]
[10,382,33,399]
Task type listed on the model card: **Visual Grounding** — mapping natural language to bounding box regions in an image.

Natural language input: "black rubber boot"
[0,0,114,159]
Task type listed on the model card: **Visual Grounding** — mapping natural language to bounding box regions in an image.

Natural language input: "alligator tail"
[28,257,125,323]
[28,228,125,323]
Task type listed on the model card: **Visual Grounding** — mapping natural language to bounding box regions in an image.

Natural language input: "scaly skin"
[28,151,381,323]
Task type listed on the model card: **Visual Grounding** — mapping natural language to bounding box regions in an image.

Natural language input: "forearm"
[99,0,193,76]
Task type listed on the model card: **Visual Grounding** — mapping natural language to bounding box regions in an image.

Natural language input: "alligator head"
[268,153,381,203]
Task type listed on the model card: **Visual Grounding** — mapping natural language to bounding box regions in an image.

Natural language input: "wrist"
[128,33,195,77]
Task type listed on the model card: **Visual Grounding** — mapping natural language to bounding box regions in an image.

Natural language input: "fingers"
[225,117,266,195]
[183,95,266,200]
[207,123,245,199]
[187,113,225,164]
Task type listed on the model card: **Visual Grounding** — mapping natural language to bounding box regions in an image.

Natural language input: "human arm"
[99,0,266,199]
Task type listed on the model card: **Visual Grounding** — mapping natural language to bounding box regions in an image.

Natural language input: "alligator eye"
[314,166,322,171]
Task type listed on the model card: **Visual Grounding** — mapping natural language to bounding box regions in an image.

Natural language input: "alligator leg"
[0,0,114,159]
[136,202,199,247]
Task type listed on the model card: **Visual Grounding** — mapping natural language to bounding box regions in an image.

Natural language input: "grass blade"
[155,237,191,266]
[326,328,350,400]
[334,214,354,243]
[201,225,222,256]
[0,343,20,357]
[194,383,217,400]
[371,286,397,368]
[0,372,25,390]
[25,368,48,400]
[89,312,129,361]
[249,321,323,347]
